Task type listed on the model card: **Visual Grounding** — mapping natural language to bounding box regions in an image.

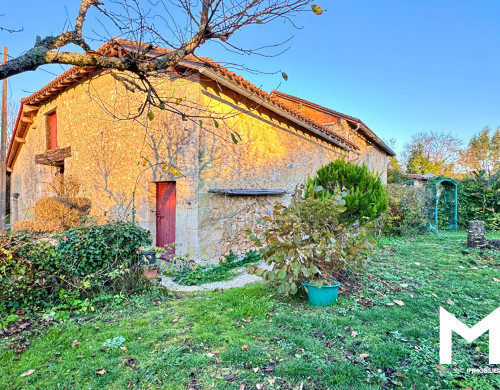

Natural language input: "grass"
[1,231,500,389]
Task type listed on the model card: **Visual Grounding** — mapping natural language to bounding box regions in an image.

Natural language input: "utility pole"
[0,47,7,230]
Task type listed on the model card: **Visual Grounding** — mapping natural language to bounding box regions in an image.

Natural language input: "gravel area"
[160,262,272,292]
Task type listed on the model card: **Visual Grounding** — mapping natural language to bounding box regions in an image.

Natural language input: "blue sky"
[1,0,499,155]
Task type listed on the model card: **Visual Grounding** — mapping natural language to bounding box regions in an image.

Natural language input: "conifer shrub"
[304,160,388,225]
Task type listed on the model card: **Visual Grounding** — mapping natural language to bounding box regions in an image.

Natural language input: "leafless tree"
[0,1,321,111]
[402,131,462,176]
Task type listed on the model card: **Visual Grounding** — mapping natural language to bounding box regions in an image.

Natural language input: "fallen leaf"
[393,300,405,306]
[241,345,250,350]
[359,353,370,360]
[77,355,85,358]
[446,299,454,305]
[351,331,358,338]
[434,364,445,371]
[493,277,500,282]
[241,316,252,323]
[71,340,80,348]
[96,369,106,375]
[386,303,395,306]
[20,369,35,377]
[120,346,127,351]
[253,367,259,373]
[94,326,101,331]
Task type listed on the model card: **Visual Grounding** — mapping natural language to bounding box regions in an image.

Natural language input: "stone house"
[6,40,394,262]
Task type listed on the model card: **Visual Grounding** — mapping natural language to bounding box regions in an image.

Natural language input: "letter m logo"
[440,306,500,364]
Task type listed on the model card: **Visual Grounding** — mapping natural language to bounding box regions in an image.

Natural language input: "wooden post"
[0,47,7,229]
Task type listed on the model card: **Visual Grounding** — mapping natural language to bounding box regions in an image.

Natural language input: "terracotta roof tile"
[9,39,362,167]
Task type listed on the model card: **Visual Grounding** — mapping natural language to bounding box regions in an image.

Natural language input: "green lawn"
[1,231,500,389]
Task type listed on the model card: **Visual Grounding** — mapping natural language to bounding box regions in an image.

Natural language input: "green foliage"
[54,223,151,276]
[387,156,409,184]
[1,232,500,389]
[406,145,441,174]
[102,336,126,348]
[382,184,429,235]
[248,190,375,294]
[0,222,151,313]
[304,160,388,225]
[170,250,260,286]
[457,172,500,230]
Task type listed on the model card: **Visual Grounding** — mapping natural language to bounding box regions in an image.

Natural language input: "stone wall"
[11,70,203,255]
[11,69,389,263]
[196,79,346,261]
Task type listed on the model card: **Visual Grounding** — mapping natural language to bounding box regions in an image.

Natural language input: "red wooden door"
[156,182,176,254]
[48,112,57,150]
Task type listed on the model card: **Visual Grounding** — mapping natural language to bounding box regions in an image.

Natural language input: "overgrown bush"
[248,189,375,294]
[457,172,500,230]
[0,222,151,312]
[15,196,93,233]
[382,184,429,235]
[50,174,81,197]
[304,160,388,225]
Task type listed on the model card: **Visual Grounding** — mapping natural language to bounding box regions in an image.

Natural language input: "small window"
[47,111,58,150]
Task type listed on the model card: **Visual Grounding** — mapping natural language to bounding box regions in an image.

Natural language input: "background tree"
[460,126,500,177]
[384,138,408,184]
[403,131,462,176]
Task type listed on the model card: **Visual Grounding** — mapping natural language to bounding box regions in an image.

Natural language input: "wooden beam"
[14,137,26,144]
[35,146,71,166]
[23,105,39,113]
[20,116,34,124]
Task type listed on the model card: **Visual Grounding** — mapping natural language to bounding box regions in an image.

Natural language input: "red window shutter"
[48,112,57,150]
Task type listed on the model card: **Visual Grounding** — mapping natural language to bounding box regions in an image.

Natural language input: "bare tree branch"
[0,0,317,80]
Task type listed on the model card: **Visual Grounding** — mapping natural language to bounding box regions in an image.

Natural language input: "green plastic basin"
[301,281,342,306]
